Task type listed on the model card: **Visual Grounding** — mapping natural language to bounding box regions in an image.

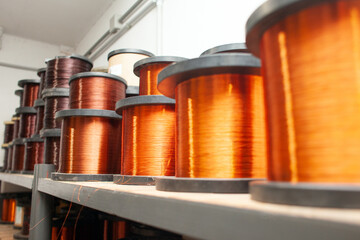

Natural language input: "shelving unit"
[1,168,360,240]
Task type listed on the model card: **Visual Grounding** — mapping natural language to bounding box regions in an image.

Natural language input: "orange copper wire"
[22,83,39,107]
[176,73,266,178]
[1,199,9,221]
[44,137,60,168]
[12,143,25,171]
[3,122,14,143]
[7,144,13,171]
[59,116,122,174]
[8,198,16,222]
[259,0,360,183]
[69,75,126,110]
[12,117,20,140]
[24,141,44,170]
[121,105,176,176]
[139,63,174,95]
[18,113,36,138]
[44,97,70,129]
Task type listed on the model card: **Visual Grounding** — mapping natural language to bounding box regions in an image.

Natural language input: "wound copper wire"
[18,113,36,138]
[139,63,176,95]
[44,137,60,168]
[44,97,69,129]
[58,115,122,174]
[255,0,360,183]
[7,144,13,171]
[69,73,126,110]
[103,220,127,240]
[3,122,14,143]
[24,140,44,170]
[1,199,9,221]
[12,142,25,171]
[7,198,16,222]
[121,105,175,176]
[45,57,92,89]
[175,74,266,178]
[12,117,20,140]
[22,83,39,107]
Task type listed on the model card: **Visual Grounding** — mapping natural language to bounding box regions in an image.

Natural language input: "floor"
[0,224,18,240]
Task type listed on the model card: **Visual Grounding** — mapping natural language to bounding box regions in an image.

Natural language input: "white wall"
[0,33,64,165]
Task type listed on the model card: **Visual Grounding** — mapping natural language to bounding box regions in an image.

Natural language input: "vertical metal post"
[29,164,55,240]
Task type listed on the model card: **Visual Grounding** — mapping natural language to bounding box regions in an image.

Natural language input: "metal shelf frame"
[0,172,33,189]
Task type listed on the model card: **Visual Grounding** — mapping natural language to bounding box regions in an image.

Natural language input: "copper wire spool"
[18,79,40,107]
[56,109,122,174]
[103,220,127,240]
[43,88,69,129]
[246,0,360,183]
[12,138,25,172]
[34,99,45,134]
[7,142,13,171]
[15,89,24,107]
[2,144,9,171]
[107,48,154,87]
[69,72,127,110]
[41,129,61,169]
[3,121,14,144]
[37,67,46,99]
[45,55,93,89]
[133,56,187,96]
[158,54,266,179]
[200,43,250,56]
[23,135,44,171]
[17,107,37,138]
[116,96,176,177]
[1,198,9,221]
[8,198,16,222]
[12,116,20,140]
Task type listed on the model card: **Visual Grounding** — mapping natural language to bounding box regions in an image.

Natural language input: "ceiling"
[0,0,114,47]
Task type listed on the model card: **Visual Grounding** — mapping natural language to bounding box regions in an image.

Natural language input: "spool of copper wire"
[1,144,9,171]
[23,135,44,172]
[3,121,14,144]
[200,43,249,56]
[15,89,24,107]
[55,109,122,176]
[11,138,25,172]
[246,0,360,208]
[7,142,13,172]
[18,79,40,107]
[45,55,93,89]
[133,56,187,96]
[16,107,37,138]
[156,54,266,193]
[114,96,175,185]
[1,198,9,222]
[108,48,154,87]
[8,198,16,222]
[69,72,127,110]
[12,116,20,140]
[41,129,61,169]
[0,195,16,224]
[103,220,128,240]
[37,67,46,99]
[34,99,45,135]
[42,88,69,129]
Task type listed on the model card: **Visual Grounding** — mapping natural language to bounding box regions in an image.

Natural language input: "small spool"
[107,48,154,87]
[200,43,249,56]
[54,109,122,181]
[23,135,44,173]
[15,89,24,107]
[11,138,25,172]
[42,88,69,129]
[156,54,267,193]
[133,56,187,95]
[69,72,127,110]
[246,0,360,208]
[40,129,61,170]
[18,79,40,107]
[6,142,13,172]
[12,116,20,140]
[16,107,37,139]
[37,67,46,99]
[114,95,176,185]
[33,99,45,135]
[1,196,16,224]
[3,121,14,144]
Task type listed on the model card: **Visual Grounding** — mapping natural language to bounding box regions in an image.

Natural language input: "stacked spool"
[245,0,360,208]
[107,48,154,96]
[41,55,93,171]
[1,119,14,171]
[0,194,16,224]
[53,72,126,181]
[114,56,186,185]
[12,79,39,173]
[156,53,267,193]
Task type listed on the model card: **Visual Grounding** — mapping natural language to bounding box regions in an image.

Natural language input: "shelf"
[38,178,360,240]
[0,173,33,189]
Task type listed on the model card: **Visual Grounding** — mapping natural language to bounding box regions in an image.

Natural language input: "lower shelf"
[37,178,360,240]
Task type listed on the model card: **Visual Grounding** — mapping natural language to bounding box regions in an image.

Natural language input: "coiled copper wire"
[45,56,93,89]
[1,198,9,221]
[8,198,16,222]
[58,112,122,174]
[44,96,69,129]
[2,145,8,171]
[18,113,36,138]
[158,54,266,179]
[21,83,39,107]
[3,121,14,143]
[44,137,60,168]
[12,141,25,171]
[37,68,46,99]
[246,0,360,183]
[12,117,20,140]
[7,144,13,171]
[119,104,175,176]
[103,220,127,240]
[34,100,45,134]
[69,73,127,110]
[24,139,44,170]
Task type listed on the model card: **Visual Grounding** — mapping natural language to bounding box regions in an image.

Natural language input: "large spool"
[45,55,93,89]
[114,96,176,185]
[133,56,187,95]
[200,43,249,56]
[11,138,25,172]
[69,72,127,110]
[246,0,360,208]
[54,109,122,180]
[12,116,20,140]
[40,129,61,170]
[23,135,44,173]
[16,107,37,138]
[42,88,69,129]
[37,67,46,99]
[156,54,267,193]
[17,79,40,107]
[107,48,154,87]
